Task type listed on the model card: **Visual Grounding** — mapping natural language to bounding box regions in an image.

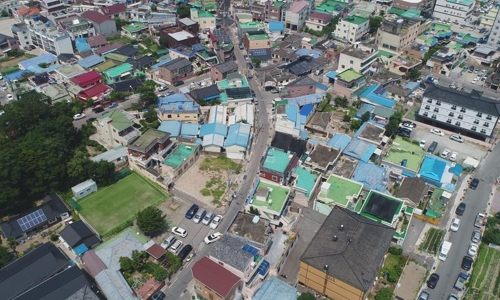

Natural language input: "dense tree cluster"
[0,93,115,214]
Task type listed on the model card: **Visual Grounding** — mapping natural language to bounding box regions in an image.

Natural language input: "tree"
[251,58,261,68]
[177,5,191,18]
[151,4,158,12]
[408,68,421,81]
[1,10,9,17]
[325,92,332,102]
[361,111,371,123]
[422,44,442,64]
[139,91,158,107]
[131,250,148,270]
[334,96,348,108]
[298,292,316,300]
[7,237,17,253]
[384,110,404,137]
[152,265,169,281]
[114,18,131,30]
[343,114,351,122]
[350,119,362,131]
[136,207,167,236]
[144,105,158,123]
[369,16,383,34]
[0,246,13,268]
[120,256,135,274]
[375,287,394,300]
[159,37,168,48]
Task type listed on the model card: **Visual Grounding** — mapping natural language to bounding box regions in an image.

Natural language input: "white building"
[71,179,97,200]
[376,15,421,52]
[94,110,140,148]
[334,15,369,43]
[337,43,378,74]
[417,84,500,140]
[11,20,74,55]
[40,0,65,13]
[285,1,310,31]
[488,9,500,48]
[432,0,474,24]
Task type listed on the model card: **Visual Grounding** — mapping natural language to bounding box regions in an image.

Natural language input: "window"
[455,121,461,126]
[449,112,454,117]
[471,126,477,131]
[432,114,437,119]
[167,114,172,118]
[460,108,466,113]
[458,114,463,120]
[474,119,479,124]
[477,112,482,117]
[434,108,439,112]
[272,175,278,181]
[425,105,430,110]
[487,115,492,120]
[481,129,487,134]
[446,118,452,123]
[484,122,489,127]
[427,99,432,103]
[423,112,428,116]
[350,60,354,64]
[436,101,441,106]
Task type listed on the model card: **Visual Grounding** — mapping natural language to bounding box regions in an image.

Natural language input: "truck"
[454,272,469,291]
[438,241,452,261]
[475,213,486,228]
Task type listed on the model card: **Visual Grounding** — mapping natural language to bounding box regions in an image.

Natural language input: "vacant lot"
[79,172,167,235]
[466,245,500,300]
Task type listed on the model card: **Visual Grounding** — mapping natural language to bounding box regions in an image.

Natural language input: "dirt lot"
[174,154,244,208]
[394,261,428,300]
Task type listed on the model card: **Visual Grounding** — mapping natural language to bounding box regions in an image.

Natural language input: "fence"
[116,168,132,180]
[69,198,82,212]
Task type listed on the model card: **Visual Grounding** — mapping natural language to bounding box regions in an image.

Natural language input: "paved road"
[432,144,500,299]
[72,95,140,128]
[162,33,271,300]
[432,72,500,99]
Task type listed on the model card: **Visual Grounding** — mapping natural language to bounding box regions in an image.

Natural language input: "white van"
[438,241,452,261]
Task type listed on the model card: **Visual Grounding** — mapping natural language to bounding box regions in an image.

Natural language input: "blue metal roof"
[75,37,92,53]
[326,71,338,79]
[295,48,322,59]
[404,81,419,91]
[360,85,396,108]
[299,104,314,116]
[157,121,181,137]
[286,104,301,129]
[242,244,259,256]
[254,276,297,300]
[316,82,328,91]
[352,161,387,192]
[327,133,352,151]
[258,260,270,276]
[285,93,325,106]
[4,70,30,82]
[180,123,199,136]
[199,122,227,137]
[27,63,61,74]
[355,103,375,119]
[157,94,200,113]
[268,21,284,32]
[19,53,57,70]
[419,155,446,182]
[225,123,251,148]
[78,54,105,68]
[343,138,376,162]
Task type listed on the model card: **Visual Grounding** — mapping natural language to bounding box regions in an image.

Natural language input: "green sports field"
[79,172,167,235]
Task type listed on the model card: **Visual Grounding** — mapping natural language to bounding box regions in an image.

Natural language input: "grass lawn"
[107,35,134,45]
[199,156,242,173]
[79,173,167,235]
[319,175,362,206]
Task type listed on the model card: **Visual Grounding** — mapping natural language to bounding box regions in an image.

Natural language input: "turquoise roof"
[199,122,227,137]
[224,123,251,148]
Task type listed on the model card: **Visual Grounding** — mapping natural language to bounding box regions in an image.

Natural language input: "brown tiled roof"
[101,3,127,17]
[192,257,240,298]
[95,42,124,55]
[146,244,166,260]
[81,10,111,24]
[82,250,107,277]
[87,35,107,47]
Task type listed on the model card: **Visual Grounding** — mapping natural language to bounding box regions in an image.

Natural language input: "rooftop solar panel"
[17,209,47,232]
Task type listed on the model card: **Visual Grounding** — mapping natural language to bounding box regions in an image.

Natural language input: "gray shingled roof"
[160,57,191,71]
[395,177,428,205]
[216,61,238,73]
[424,84,500,116]
[300,206,394,292]
[208,235,255,272]
[287,76,316,87]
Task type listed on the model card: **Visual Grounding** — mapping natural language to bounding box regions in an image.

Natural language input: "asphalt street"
[432,72,500,99]
[162,29,271,300]
[72,95,140,128]
[431,144,500,299]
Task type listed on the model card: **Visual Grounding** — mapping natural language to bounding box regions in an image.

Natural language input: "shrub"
[343,115,351,122]
[375,287,394,300]
[412,140,420,145]
[49,234,59,242]
[388,246,403,256]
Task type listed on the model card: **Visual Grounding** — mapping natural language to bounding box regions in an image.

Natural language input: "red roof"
[146,244,166,260]
[101,3,127,17]
[82,250,107,277]
[87,35,107,47]
[192,257,240,298]
[71,71,102,88]
[308,12,333,21]
[79,83,110,99]
[81,10,111,24]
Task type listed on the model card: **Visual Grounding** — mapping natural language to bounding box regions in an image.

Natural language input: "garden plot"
[418,227,445,255]
[466,245,500,300]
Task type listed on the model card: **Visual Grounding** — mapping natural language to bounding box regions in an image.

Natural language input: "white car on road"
[73,113,85,120]
[419,139,426,148]
[450,218,460,232]
[171,227,188,238]
[210,215,223,229]
[430,128,445,136]
[468,243,478,256]
[204,232,223,244]
[6,94,13,101]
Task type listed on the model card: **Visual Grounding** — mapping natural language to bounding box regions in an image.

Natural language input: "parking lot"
[404,125,488,162]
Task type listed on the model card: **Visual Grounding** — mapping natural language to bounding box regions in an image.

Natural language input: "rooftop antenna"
[340,224,344,230]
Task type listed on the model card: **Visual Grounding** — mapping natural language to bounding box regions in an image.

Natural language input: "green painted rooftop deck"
[124,23,146,33]
[360,191,404,225]
[198,10,215,17]
[263,148,292,174]
[104,63,133,78]
[252,181,289,213]
[377,50,396,58]
[248,34,269,40]
[432,23,451,32]
[294,166,318,197]
[384,137,425,171]
[318,174,363,206]
[338,69,363,82]
[239,21,265,29]
[163,143,196,169]
[446,0,473,5]
[98,109,134,131]
[344,15,367,25]
[217,76,249,89]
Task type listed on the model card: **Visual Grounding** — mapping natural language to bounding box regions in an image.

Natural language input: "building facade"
[488,9,500,49]
[81,10,118,36]
[285,1,310,31]
[337,43,378,74]
[12,20,74,55]
[432,0,474,24]
[334,15,369,43]
[417,84,500,140]
[305,12,333,31]
[94,109,139,148]
[376,15,420,52]
[157,57,194,84]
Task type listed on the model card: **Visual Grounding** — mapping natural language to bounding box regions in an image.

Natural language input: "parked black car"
[86,117,97,123]
[427,273,440,289]
[461,256,473,271]
[469,178,479,189]
[151,291,165,300]
[397,128,411,138]
[173,81,184,87]
[178,244,193,260]
[456,203,466,215]
[185,204,199,219]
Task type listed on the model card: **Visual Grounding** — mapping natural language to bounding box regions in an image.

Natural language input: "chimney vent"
[340,224,344,230]
[333,235,337,241]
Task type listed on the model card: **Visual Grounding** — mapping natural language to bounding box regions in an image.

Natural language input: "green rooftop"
[124,23,146,33]
[129,128,169,153]
[104,53,130,63]
[432,23,451,32]
[163,143,197,169]
[324,0,347,8]
[377,50,396,58]
[252,181,290,213]
[294,166,318,197]
[446,0,473,5]
[247,33,269,40]
[272,1,286,7]
[360,191,404,226]
[384,137,425,171]
[262,148,292,174]
[94,60,117,72]
[217,74,249,89]
[98,109,134,132]
[104,63,133,78]
[349,9,372,19]
[344,15,368,25]
[318,174,363,207]
[239,21,265,29]
[338,68,363,82]
[198,10,215,18]
[388,7,405,16]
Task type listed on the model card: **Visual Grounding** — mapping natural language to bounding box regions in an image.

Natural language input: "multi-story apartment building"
[94,109,140,148]
[487,9,500,49]
[190,8,215,30]
[337,43,378,74]
[285,1,310,31]
[334,15,369,43]
[158,57,193,84]
[81,10,117,36]
[56,15,96,39]
[40,0,65,13]
[376,14,420,52]
[392,0,424,10]
[243,31,271,51]
[12,19,74,55]
[432,0,474,24]
[417,84,500,141]
[305,11,333,31]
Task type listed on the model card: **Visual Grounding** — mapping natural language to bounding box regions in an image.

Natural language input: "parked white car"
[171,227,188,238]
[440,149,451,158]
[204,232,223,244]
[450,134,464,143]
[210,215,223,229]
[419,139,426,148]
[450,152,458,162]
[468,243,478,256]
[430,128,445,136]
[450,218,461,232]
[73,113,85,120]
